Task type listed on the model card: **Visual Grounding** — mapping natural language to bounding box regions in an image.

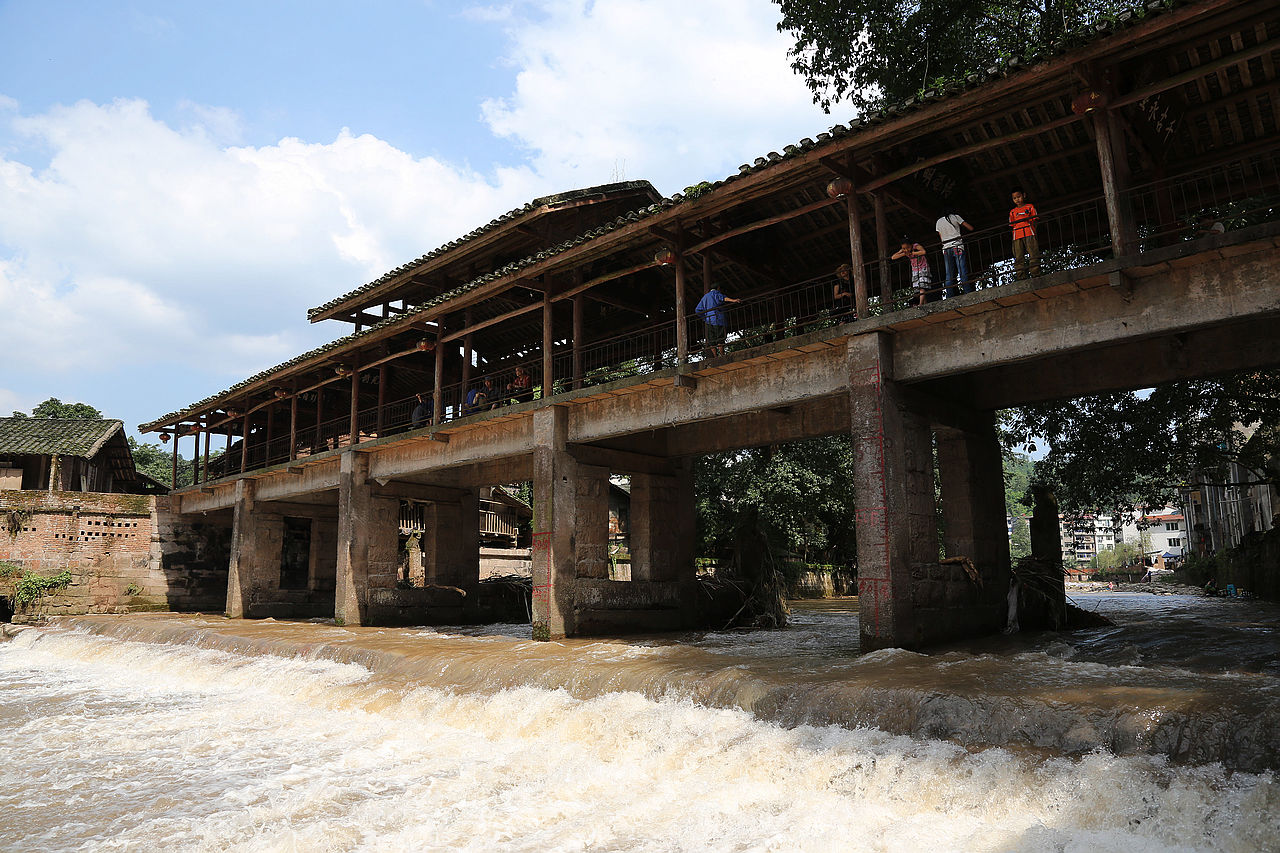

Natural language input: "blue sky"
[0,1,836,441]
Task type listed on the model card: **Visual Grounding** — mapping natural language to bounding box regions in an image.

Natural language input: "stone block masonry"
[0,490,229,621]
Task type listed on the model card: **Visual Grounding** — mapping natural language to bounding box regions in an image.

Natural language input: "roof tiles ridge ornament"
[147,0,1189,430]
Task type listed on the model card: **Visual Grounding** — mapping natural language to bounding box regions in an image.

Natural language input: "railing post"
[846,194,869,318]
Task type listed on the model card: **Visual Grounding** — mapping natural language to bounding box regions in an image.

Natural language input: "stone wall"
[0,490,229,621]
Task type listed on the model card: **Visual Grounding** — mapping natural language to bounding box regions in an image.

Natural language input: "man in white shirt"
[936,211,975,297]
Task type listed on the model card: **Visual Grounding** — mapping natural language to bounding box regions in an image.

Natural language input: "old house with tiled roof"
[0,417,164,494]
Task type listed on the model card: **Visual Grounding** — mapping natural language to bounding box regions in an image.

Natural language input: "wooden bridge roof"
[142,0,1280,436]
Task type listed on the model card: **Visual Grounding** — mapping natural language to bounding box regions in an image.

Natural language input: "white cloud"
[0,98,544,385]
[479,0,831,193]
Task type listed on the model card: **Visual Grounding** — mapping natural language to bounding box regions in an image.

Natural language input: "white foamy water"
[2,626,1276,852]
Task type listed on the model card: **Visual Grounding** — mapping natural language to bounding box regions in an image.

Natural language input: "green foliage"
[10,397,103,419]
[1003,371,1280,519]
[124,582,143,596]
[1009,516,1032,561]
[13,570,72,606]
[773,0,1137,113]
[129,437,195,489]
[695,436,857,566]
[1090,540,1144,569]
[0,560,19,578]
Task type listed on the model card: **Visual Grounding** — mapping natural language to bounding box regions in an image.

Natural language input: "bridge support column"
[532,405,580,638]
[421,489,480,591]
[935,414,1013,632]
[335,451,400,626]
[848,333,939,650]
[630,464,695,583]
[226,478,262,618]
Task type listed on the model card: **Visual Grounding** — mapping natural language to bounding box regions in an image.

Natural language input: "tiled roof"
[141,0,1189,432]
[306,180,662,321]
[0,418,124,459]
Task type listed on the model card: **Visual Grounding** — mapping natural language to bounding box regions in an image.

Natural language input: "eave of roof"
[307,180,663,323]
[0,418,124,459]
[141,0,1208,432]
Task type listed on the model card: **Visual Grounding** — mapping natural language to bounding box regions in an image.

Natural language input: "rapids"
[1,593,1277,851]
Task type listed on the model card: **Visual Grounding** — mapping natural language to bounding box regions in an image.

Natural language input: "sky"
[0,0,841,442]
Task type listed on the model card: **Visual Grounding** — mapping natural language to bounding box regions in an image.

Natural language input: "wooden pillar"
[542,294,554,396]
[1093,109,1133,258]
[674,248,688,367]
[202,426,210,483]
[432,326,445,424]
[873,191,893,304]
[190,431,199,483]
[289,391,298,461]
[240,413,249,473]
[315,389,325,444]
[170,431,178,488]
[348,364,360,447]
[846,194,870,317]
[376,366,387,435]
[702,253,712,295]
[462,308,474,401]
[266,406,275,462]
[572,289,584,390]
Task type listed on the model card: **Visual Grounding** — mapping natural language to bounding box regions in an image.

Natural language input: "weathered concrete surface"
[334,452,399,626]
[421,491,480,590]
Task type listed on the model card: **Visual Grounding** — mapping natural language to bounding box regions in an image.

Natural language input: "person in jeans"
[935,210,975,297]
[1009,187,1041,280]
[695,286,740,357]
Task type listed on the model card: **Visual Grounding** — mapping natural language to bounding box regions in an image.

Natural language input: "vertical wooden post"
[376,366,387,435]
[674,247,688,367]
[542,293,554,397]
[289,387,298,461]
[572,292,584,390]
[1093,110,1133,258]
[702,252,712,295]
[266,406,275,462]
[170,432,178,488]
[432,326,445,424]
[191,432,199,483]
[202,425,210,484]
[462,308,474,400]
[315,388,325,447]
[873,191,892,304]
[240,413,249,473]
[846,194,869,317]
[348,363,360,447]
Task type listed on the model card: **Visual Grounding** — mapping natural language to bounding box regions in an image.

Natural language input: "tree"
[11,397,103,419]
[774,0,1135,113]
[1002,371,1280,521]
[129,437,194,489]
[695,436,859,566]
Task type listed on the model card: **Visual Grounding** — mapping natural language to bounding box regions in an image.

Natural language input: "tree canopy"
[774,0,1134,112]
[1002,371,1280,520]
[10,398,103,419]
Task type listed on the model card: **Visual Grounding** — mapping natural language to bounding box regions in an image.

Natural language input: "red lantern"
[1071,91,1107,115]
[159,433,170,444]
[654,247,676,266]
[826,177,854,199]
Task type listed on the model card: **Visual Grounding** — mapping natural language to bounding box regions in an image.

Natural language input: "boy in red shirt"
[1009,186,1041,280]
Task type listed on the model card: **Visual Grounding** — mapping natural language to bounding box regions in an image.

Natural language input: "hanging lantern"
[416,338,435,352]
[159,433,171,444]
[273,388,290,399]
[333,364,352,378]
[654,246,676,266]
[1071,91,1107,115]
[826,177,854,199]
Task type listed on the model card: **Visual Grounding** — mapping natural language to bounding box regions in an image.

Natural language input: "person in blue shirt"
[695,286,740,357]
[410,392,432,428]
[465,377,496,414]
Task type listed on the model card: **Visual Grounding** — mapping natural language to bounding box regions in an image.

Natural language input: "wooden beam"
[683,196,840,257]
[441,301,542,344]
[1110,36,1280,109]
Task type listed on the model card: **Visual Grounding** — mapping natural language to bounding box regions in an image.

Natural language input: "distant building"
[1120,507,1187,568]
[0,418,165,494]
[1059,514,1118,568]
[1183,429,1278,555]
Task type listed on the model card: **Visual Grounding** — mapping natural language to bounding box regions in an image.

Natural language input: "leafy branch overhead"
[774,0,1137,112]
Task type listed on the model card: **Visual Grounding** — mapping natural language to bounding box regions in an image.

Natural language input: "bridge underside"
[178,230,1280,648]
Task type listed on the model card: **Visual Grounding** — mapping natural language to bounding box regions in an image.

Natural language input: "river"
[1,592,1277,851]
